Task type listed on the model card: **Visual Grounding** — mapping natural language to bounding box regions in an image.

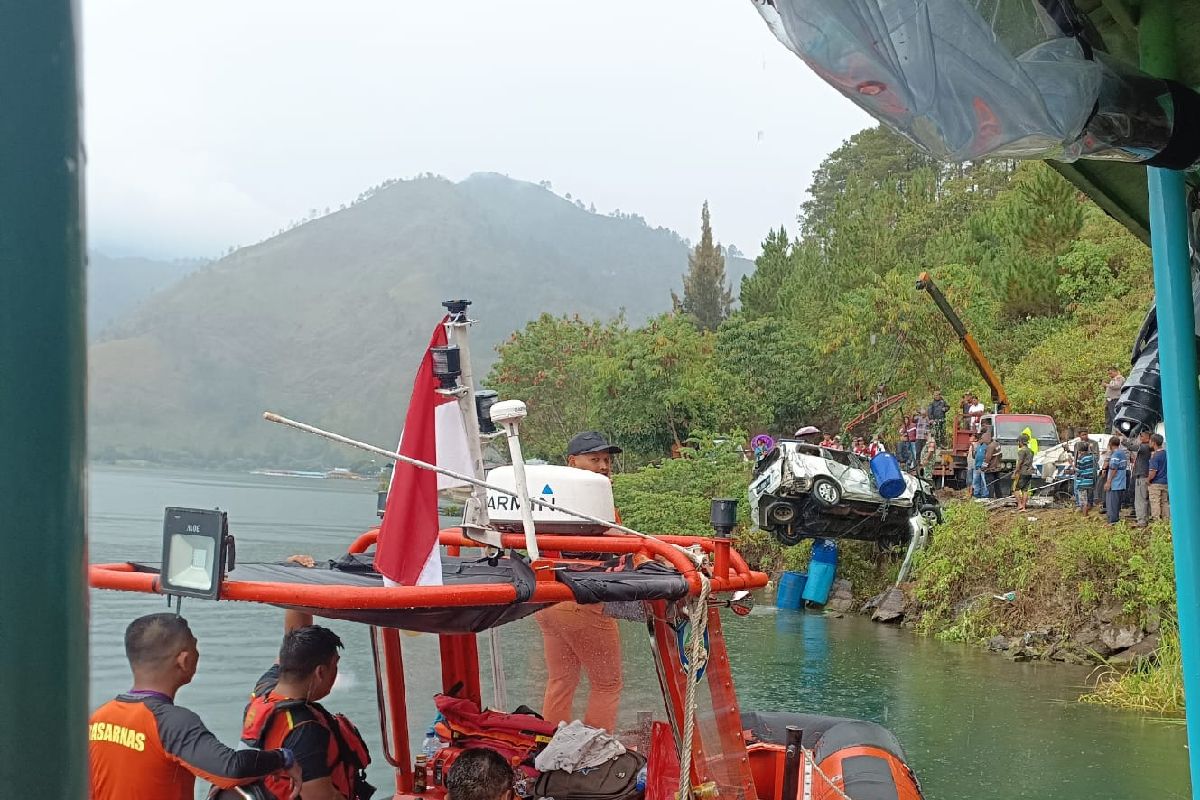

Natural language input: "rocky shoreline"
[820,578,1162,668]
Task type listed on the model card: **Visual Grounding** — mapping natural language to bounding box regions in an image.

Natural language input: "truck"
[915,272,1060,487]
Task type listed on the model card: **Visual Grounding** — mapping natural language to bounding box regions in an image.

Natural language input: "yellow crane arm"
[915,272,1009,411]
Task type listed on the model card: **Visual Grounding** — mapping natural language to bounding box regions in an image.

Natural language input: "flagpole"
[442,301,495,544]
[443,301,509,710]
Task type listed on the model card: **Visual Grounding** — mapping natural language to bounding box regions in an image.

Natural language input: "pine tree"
[739,226,793,318]
[672,202,733,331]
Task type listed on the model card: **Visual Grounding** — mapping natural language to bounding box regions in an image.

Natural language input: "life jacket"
[241,684,373,800]
[433,694,558,765]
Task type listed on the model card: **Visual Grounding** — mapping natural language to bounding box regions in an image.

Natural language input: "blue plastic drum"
[776,571,807,609]
[871,452,906,499]
[802,540,839,605]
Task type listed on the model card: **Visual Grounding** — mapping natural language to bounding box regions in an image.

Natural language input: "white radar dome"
[485,465,614,535]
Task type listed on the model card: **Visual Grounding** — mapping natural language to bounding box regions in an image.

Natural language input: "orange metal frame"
[89,527,768,800]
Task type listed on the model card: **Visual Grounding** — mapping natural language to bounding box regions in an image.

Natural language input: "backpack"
[533,751,646,800]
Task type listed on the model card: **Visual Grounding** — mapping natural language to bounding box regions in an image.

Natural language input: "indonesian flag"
[374,317,472,586]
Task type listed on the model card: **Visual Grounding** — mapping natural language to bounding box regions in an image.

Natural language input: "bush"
[612,435,750,538]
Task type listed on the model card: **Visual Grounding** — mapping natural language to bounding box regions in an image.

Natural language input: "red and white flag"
[375,317,472,586]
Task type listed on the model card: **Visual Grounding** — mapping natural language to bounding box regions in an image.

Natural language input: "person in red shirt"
[89,613,299,800]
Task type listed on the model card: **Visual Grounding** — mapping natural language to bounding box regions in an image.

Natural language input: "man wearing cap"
[536,431,623,731]
[565,430,620,478]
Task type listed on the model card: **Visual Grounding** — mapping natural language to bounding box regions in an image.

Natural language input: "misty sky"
[84,0,870,260]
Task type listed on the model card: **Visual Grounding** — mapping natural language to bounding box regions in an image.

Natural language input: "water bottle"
[634,766,647,793]
[422,729,439,759]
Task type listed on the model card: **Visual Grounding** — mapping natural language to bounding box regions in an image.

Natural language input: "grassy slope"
[909,501,1180,710]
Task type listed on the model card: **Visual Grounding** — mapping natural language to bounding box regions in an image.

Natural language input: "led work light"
[160,507,236,600]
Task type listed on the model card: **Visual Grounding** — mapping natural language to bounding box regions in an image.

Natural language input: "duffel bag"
[533,751,646,800]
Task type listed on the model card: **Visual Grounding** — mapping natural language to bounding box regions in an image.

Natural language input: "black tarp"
[129,551,689,634]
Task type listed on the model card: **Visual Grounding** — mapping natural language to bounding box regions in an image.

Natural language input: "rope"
[803,748,856,800]
[675,549,712,800]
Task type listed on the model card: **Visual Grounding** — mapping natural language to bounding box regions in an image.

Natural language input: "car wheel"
[919,500,942,525]
[811,477,842,507]
[765,500,798,526]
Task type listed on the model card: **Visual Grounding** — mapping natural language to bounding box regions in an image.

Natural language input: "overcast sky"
[83,0,870,260]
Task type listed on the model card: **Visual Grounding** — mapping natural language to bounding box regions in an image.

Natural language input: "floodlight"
[160,507,235,601]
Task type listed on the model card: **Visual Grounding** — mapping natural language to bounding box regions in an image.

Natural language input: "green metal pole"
[1140,3,1200,797]
[0,0,88,797]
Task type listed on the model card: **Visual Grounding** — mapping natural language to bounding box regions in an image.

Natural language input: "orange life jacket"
[241,686,372,800]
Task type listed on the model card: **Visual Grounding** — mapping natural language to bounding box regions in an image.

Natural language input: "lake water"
[89,466,1191,799]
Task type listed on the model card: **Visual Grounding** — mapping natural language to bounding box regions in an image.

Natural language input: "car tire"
[811,477,842,507]
[765,500,798,526]
[918,499,942,525]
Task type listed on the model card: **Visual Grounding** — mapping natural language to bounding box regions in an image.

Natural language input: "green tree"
[593,314,733,461]
[739,226,794,317]
[673,202,733,331]
[715,314,818,433]
[487,313,625,461]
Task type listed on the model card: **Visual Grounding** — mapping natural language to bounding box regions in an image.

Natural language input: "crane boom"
[915,272,1009,412]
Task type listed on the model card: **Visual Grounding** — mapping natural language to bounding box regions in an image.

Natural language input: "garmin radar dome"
[486,465,614,535]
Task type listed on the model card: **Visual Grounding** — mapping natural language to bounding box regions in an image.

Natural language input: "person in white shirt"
[967,394,986,431]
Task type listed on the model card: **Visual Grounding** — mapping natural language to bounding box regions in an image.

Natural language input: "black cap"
[567,431,622,457]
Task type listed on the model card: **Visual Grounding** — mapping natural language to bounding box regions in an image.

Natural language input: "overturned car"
[749,440,942,547]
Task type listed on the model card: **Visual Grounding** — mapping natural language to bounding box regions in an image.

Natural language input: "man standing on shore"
[1148,433,1169,521]
[1131,430,1152,526]
[1104,436,1130,525]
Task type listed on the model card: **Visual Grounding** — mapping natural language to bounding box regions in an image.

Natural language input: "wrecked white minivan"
[749,440,942,547]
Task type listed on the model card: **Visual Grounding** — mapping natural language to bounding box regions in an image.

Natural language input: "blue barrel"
[776,571,807,609]
[802,540,839,605]
[870,452,905,499]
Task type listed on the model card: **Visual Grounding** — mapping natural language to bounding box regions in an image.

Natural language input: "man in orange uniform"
[536,431,624,731]
[89,613,299,800]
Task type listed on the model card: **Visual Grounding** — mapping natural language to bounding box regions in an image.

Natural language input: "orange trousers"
[536,602,623,731]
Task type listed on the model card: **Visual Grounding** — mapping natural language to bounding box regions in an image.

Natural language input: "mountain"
[89,173,753,466]
[87,252,204,337]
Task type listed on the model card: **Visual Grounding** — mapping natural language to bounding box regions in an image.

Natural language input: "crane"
[915,272,1008,412]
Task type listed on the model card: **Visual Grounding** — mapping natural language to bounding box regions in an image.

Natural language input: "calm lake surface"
[89,466,1190,799]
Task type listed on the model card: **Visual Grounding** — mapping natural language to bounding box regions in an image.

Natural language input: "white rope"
[802,749,856,800]
[675,547,711,800]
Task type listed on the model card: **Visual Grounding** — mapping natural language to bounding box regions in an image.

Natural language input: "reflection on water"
[89,467,1189,799]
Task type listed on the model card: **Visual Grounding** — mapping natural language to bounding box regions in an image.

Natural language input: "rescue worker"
[445,748,515,800]
[241,608,373,800]
[89,613,299,800]
[536,431,624,731]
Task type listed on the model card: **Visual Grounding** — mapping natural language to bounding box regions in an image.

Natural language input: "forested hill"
[89,173,752,466]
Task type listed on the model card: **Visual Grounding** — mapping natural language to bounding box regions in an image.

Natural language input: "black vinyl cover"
[130,550,688,633]
[740,710,907,762]
[554,556,689,604]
